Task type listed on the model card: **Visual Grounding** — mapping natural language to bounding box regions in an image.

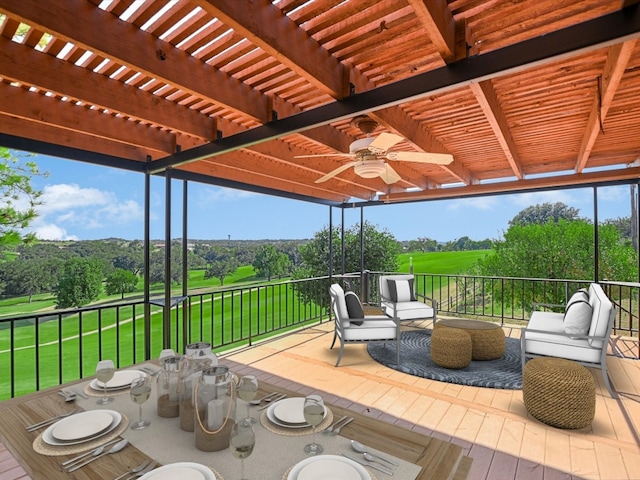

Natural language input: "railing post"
[362,270,370,304]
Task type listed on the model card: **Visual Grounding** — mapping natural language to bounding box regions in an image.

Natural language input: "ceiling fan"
[295,117,454,184]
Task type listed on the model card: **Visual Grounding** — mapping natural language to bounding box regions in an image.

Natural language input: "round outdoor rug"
[367,329,523,389]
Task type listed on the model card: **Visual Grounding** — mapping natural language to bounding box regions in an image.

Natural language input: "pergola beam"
[406,0,456,63]
[469,80,524,180]
[575,40,637,172]
[149,5,640,173]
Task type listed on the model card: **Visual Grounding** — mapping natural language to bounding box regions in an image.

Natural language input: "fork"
[125,460,158,479]
[114,460,151,480]
[332,416,354,435]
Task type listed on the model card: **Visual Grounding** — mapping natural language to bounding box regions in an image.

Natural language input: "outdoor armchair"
[329,283,399,367]
[521,282,617,397]
[378,274,437,324]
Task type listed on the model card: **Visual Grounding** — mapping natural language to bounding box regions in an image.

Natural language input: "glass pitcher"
[179,354,215,432]
[194,366,236,451]
[156,354,183,418]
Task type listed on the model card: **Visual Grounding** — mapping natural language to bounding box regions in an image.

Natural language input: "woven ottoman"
[436,319,506,360]
[431,326,472,369]
[523,357,595,429]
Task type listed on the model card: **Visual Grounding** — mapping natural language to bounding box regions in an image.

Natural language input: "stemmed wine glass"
[95,360,115,405]
[237,375,258,425]
[303,394,325,455]
[129,375,152,430]
[230,421,255,480]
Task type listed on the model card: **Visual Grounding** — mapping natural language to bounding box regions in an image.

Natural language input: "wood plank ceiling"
[0,0,640,206]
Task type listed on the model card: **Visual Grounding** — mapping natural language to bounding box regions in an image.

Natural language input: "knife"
[257,393,286,410]
[342,453,394,476]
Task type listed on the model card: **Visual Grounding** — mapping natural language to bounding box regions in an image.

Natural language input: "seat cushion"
[345,291,364,326]
[524,312,602,364]
[381,300,434,321]
[340,317,397,341]
[588,283,614,347]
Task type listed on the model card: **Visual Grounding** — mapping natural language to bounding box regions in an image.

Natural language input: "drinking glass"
[129,375,152,430]
[303,394,325,455]
[230,421,255,480]
[237,375,258,425]
[95,360,115,405]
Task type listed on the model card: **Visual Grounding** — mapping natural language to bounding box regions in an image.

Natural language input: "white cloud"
[196,186,257,205]
[508,190,575,207]
[447,196,499,211]
[38,183,114,213]
[33,223,78,241]
[30,183,143,236]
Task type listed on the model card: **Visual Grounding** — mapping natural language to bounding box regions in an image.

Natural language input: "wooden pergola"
[0,1,639,206]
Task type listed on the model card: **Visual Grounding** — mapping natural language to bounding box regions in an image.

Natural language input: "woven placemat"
[33,414,129,456]
[83,383,131,398]
[281,463,376,480]
[260,407,333,436]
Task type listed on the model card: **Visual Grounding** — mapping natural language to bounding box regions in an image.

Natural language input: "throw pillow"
[344,291,364,326]
[387,279,417,302]
[565,288,589,313]
[563,299,592,336]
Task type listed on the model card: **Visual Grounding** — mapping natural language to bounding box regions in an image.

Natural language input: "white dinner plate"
[267,397,326,429]
[288,455,370,480]
[139,462,215,480]
[272,397,307,424]
[51,410,113,442]
[43,410,122,446]
[90,369,146,391]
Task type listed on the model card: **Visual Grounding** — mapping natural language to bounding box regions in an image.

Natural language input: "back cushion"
[387,278,417,302]
[344,291,364,326]
[588,283,613,346]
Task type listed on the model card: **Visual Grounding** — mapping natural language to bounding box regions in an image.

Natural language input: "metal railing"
[360,271,639,350]
[1,272,638,399]
[0,276,329,400]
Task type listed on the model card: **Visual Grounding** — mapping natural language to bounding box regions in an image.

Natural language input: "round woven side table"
[523,357,595,429]
[435,319,505,360]
[431,326,472,369]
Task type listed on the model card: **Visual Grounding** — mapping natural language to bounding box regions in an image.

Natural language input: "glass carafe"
[194,366,236,451]
[179,355,214,432]
[156,354,183,418]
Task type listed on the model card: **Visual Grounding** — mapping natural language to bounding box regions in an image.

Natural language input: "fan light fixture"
[354,160,386,178]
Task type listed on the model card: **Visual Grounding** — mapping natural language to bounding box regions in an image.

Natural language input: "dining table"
[0,359,469,480]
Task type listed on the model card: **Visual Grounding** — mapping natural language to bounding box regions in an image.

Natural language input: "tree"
[54,257,103,308]
[105,268,138,299]
[476,219,637,307]
[292,221,401,303]
[0,147,46,247]
[149,244,184,285]
[203,247,239,285]
[0,257,60,302]
[252,245,291,281]
[508,202,580,227]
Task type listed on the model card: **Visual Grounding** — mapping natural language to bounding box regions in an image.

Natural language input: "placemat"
[83,383,131,397]
[260,407,333,436]
[33,414,129,456]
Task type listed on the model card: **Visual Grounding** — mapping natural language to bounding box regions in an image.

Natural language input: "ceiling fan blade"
[389,151,454,165]
[294,153,353,158]
[369,132,404,152]
[314,161,358,183]
[379,164,402,184]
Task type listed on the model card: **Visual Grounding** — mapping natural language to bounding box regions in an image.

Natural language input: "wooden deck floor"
[222,320,640,480]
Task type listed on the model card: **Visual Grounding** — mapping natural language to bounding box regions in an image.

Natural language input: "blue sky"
[21,153,632,242]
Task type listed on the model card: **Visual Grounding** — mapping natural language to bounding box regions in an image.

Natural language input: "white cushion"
[381,300,434,321]
[340,317,397,341]
[386,278,416,302]
[379,275,415,302]
[563,299,592,336]
[565,289,589,312]
[524,312,602,364]
[588,283,614,347]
